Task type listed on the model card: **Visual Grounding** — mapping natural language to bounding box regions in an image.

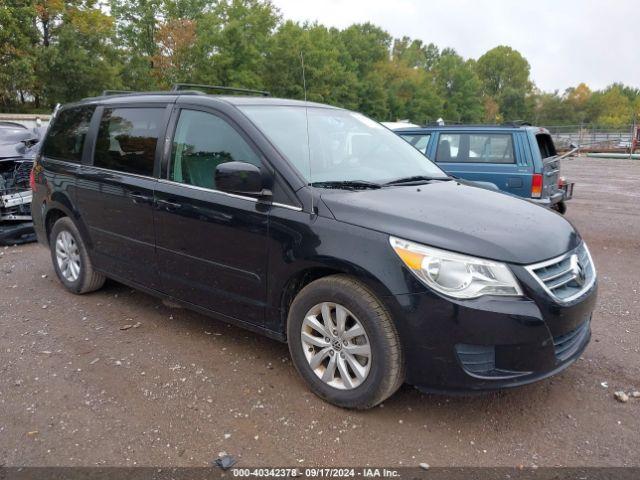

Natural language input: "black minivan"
[31,89,597,409]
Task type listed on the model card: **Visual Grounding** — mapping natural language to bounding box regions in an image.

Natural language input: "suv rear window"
[43,106,95,162]
[436,133,515,164]
[93,108,162,176]
[536,133,557,159]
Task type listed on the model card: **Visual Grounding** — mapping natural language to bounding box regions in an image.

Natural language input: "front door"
[153,107,270,326]
[76,105,168,289]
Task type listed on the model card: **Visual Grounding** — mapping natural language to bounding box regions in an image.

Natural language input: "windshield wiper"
[310,180,382,190]
[384,175,452,186]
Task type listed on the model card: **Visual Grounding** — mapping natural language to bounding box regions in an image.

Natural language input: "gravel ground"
[1,157,639,467]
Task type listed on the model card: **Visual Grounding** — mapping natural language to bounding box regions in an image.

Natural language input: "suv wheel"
[553,200,567,215]
[50,217,105,294]
[287,275,404,409]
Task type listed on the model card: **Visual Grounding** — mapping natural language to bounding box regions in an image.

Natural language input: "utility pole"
[632,113,638,157]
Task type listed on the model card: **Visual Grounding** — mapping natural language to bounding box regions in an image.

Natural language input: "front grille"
[525,243,596,303]
[553,320,590,361]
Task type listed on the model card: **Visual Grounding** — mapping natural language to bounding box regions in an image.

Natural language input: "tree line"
[2,0,639,127]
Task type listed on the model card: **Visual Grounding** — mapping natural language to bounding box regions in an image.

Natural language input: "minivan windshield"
[239,106,448,185]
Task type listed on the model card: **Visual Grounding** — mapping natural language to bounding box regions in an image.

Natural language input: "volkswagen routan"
[31,87,597,409]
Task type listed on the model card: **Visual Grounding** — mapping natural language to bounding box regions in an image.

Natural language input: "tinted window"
[43,106,95,162]
[400,133,430,154]
[170,110,261,189]
[436,133,515,164]
[93,108,162,176]
[536,134,557,159]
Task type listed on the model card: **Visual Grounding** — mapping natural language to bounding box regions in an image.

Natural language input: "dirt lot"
[1,157,639,467]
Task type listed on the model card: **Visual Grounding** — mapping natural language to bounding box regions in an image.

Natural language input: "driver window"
[171,110,262,189]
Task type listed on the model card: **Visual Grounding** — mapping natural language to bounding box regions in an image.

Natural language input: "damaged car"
[0,121,43,245]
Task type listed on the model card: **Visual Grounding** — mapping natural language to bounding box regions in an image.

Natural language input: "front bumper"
[0,221,36,245]
[386,276,597,392]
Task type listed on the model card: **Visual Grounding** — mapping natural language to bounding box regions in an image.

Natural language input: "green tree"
[35,2,122,105]
[476,46,532,121]
[356,71,389,120]
[533,91,567,125]
[3,2,640,125]
[434,51,483,122]
[194,0,280,89]
[392,36,439,71]
[0,1,39,109]
[339,23,391,77]
[375,59,442,123]
[337,23,391,118]
[590,84,633,127]
[563,82,592,124]
[110,0,164,90]
[0,1,123,108]
[264,21,359,109]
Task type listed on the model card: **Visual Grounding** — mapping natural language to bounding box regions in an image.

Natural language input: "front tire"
[287,275,404,409]
[49,217,105,294]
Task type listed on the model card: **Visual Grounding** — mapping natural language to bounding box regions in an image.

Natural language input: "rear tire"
[553,201,567,215]
[287,274,404,409]
[50,217,105,294]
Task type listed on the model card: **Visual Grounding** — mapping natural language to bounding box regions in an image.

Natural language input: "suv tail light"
[531,174,543,198]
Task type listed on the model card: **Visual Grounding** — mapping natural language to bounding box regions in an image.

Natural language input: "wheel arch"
[277,262,394,340]
[43,198,91,250]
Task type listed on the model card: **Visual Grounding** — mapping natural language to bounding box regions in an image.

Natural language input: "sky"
[270,0,638,93]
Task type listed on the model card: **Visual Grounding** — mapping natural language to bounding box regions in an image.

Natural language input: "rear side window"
[400,133,430,154]
[93,108,163,176]
[170,109,262,190]
[43,106,95,162]
[436,133,515,164]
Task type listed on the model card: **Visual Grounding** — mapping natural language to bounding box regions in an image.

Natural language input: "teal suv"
[392,124,574,214]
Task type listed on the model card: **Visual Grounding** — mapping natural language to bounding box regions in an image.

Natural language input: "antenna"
[300,50,314,213]
[300,51,308,102]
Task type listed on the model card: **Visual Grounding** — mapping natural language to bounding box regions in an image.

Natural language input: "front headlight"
[390,236,522,299]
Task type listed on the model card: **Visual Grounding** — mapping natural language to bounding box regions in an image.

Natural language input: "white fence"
[0,113,51,130]
[547,125,635,150]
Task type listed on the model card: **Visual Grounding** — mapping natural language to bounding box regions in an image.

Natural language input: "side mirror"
[215,161,271,197]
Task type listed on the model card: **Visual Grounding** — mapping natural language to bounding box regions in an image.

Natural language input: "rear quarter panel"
[32,157,85,246]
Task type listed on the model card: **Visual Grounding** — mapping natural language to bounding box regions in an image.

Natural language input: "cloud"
[271,0,638,92]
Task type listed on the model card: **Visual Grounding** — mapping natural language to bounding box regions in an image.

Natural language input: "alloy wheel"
[300,302,372,390]
[55,230,81,282]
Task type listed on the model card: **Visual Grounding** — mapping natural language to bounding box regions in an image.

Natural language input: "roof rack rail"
[422,121,533,128]
[424,121,505,127]
[101,90,136,96]
[502,120,532,127]
[171,83,270,97]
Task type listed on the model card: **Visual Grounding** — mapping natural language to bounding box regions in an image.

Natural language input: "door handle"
[156,198,182,210]
[129,192,152,204]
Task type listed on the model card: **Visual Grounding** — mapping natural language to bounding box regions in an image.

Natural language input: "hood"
[0,142,27,159]
[0,126,42,160]
[320,181,580,265]
[0,141,40,161]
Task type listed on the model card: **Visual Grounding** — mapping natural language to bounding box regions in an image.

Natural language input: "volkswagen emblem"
[569,254,586,286]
